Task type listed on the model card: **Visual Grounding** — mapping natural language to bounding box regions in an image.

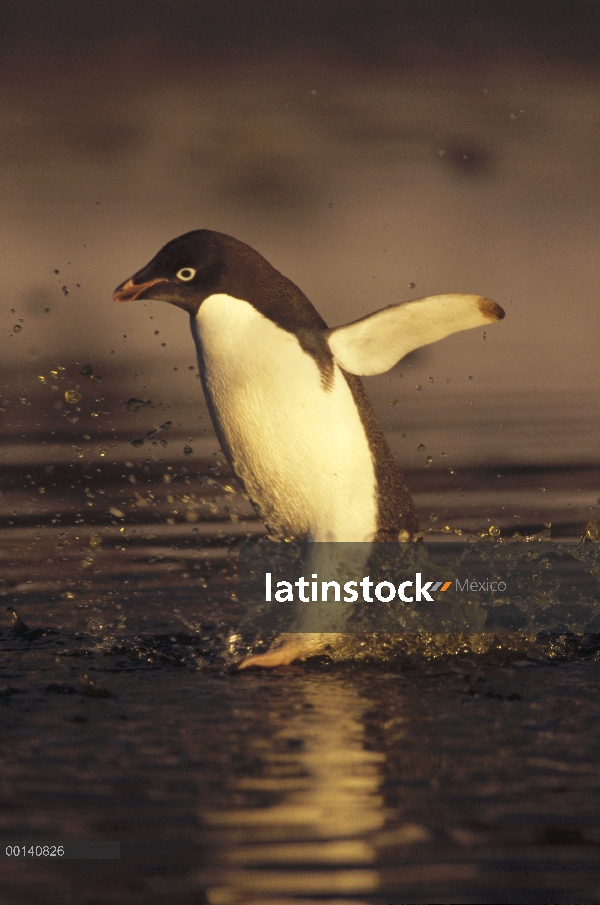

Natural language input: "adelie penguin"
[114,230,504,668]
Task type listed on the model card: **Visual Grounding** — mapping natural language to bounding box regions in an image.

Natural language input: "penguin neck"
[216,241,329,334]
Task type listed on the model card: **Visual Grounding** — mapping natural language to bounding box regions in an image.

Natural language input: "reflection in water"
[203,676,383,903]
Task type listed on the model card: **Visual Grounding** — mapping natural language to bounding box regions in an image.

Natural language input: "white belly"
[192,294,378,542]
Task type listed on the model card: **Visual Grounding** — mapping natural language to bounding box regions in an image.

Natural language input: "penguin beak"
[113,277,164,302]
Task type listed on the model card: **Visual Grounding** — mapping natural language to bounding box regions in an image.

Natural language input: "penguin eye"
[176,267,196,282]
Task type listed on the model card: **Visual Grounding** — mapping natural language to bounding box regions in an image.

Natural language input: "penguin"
[114,230,504,667]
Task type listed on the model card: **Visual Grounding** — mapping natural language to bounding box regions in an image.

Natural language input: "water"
[2,432,600,903]
[2,628,600,903]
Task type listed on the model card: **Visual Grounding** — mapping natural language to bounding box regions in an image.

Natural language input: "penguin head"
[113,230,226,315]
[115,229,328,332]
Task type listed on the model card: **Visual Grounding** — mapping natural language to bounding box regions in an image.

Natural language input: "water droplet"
[62,286,69,296]
[489,525,501,536]
[397,529,410,542]
[37,375,46,383]
[13,324,22,333]
[183,446,193,456]
[424,456,433,467]
[408,282,416,289]
[416,384,422,391]
[417,443,425,452]
[75,447,84,459]
[89,532,103,548]
[428,376,435,383]
[585,519,599,540]
[86,618,104,635]
[125,397,151,412]
[390,398,399,406]
[64,389,82,405]
[97,448,106,457]
[429,513,438,522]
[80,364,94,378]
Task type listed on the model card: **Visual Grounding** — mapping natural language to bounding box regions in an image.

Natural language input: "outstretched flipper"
[326,294,504,376]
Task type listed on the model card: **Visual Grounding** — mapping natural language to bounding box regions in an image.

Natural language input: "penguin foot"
[237,633,339,670]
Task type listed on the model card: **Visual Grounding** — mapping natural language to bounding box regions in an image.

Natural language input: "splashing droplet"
[489,525,501,537]
[86,618,104,635]
[125,398,151,412]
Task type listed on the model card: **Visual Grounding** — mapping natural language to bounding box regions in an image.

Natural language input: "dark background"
[1,0,599,480]
[2,1,600,64]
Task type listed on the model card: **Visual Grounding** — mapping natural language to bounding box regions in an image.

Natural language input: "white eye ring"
[176,267,196,282]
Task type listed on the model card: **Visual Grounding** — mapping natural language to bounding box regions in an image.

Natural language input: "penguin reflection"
[202,676,383,900]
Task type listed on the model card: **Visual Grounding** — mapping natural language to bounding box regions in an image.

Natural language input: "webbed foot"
[237,633,340,669]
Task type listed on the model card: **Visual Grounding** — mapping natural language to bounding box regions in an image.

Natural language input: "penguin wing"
[325,294,504,376]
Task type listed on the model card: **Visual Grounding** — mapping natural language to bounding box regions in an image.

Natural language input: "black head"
[114,230,228,315]
[114,229,328,332]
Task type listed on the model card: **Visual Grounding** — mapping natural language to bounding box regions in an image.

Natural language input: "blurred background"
[1,0,599,535]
